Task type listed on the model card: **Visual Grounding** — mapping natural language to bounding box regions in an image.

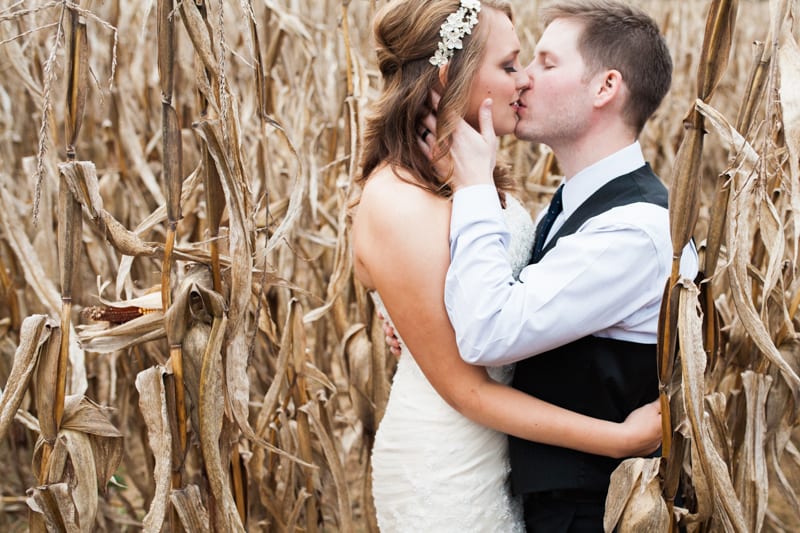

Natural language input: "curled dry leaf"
[734,371,771,532]
[605,457,667,533]
[135,366,173,533]
[198,316,246,532]
[0,315,54,442]
[678,281,749,532]
[170,485,211,533]
[27,483,81,533]
[778,27,800,262]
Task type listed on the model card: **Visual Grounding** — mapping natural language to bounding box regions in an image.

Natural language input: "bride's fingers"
[421,113,437,139]
[417,138,432,158]
[430,89,441,112]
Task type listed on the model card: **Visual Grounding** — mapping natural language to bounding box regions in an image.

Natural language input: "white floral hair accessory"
[429,0,481,67]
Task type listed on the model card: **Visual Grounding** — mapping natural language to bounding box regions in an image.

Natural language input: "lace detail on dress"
[487,195,535,384]
[371,195,534,532]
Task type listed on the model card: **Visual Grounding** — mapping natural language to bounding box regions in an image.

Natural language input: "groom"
[441,1,697,531]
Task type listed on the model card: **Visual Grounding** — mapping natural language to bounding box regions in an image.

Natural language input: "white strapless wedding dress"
[371,195,535,532]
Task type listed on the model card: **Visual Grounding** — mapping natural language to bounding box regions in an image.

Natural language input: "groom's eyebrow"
[534,49,556,62]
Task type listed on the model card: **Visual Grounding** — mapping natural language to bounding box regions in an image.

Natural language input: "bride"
[351,1,661,530]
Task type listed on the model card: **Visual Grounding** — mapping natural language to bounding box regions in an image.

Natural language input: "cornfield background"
[0,0,798,531]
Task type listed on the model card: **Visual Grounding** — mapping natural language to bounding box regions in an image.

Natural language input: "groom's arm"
[444,185,530,366]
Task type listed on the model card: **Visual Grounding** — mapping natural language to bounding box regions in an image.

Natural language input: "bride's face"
[464,8,528,137]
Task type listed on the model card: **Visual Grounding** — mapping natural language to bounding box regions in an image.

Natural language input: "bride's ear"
[437,64,449,89]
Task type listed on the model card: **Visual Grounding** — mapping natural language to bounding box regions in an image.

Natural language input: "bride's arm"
[355,175,660,459]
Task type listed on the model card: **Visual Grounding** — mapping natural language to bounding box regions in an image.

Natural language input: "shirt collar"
[560,142,645,217]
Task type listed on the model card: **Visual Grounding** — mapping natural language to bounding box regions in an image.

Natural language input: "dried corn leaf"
[263,0,314,41]
[56,430,99,533]
[301,399,353,531]
[65,11,88,152]
[341,323,374,431]
[255,299,297,441]
[678,281,748,532]
[264,141,305,256]
[755,191,785,322]
[369,302,393,428]
[0,23,43,100]
[305,188,351,328]
[605,457,667,533]
[112,91,166,205]
[0,187,60,313]
[59,161,161,257]
[61,396,122,438]
[135,366,172,532]
[193,119,263,455]
[692,100,788,325]
[198,315,245,532]
[0,315,53,441]
[705,392,733,467]
[178,0,219,79]
[35,320,63,443]
[726,170,800,402]
[170,485,211,533]
[27,483,81,533]
[695,99,759,178]
[768,438,800,527]
[779,27,800,263]
[734,371,770,531]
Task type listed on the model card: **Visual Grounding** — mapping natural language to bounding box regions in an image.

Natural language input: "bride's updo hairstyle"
[359,0,514,197]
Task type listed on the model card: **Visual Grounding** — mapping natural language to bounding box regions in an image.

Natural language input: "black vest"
[509,164,668,495]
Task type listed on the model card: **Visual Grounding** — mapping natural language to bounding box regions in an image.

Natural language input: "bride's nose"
[515,70,530,91]
[524,61,535,84]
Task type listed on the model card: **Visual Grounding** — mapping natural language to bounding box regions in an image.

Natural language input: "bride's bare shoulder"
[358,164,448,219]
[352,165,450,275]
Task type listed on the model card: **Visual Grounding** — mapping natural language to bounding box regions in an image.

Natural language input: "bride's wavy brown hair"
[358,0,515,197]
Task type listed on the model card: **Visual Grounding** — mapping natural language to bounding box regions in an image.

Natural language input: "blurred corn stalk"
[0,0,388,530]
[608,0,800,532]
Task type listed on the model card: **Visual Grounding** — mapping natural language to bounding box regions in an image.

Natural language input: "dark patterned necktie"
[530,184,564,263]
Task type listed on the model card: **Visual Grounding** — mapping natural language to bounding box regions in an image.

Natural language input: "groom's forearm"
[445,185,533,366]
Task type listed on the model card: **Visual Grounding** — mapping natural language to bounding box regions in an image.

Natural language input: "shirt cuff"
[450,184,504,240]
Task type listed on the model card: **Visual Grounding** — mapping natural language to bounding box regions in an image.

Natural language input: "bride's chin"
[495,123,515,137]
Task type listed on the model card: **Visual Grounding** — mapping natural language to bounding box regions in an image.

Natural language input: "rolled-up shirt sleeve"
[445,185,520,365]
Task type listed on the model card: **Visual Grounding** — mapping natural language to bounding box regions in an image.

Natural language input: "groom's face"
[514,18,596,146]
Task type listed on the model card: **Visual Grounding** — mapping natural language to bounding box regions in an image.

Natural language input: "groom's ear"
[594,69,622,108]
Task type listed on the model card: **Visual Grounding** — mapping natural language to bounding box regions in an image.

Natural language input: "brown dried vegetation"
[0,0,797,531]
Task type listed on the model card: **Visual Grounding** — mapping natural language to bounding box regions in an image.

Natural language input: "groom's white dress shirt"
[445,142,699,366]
